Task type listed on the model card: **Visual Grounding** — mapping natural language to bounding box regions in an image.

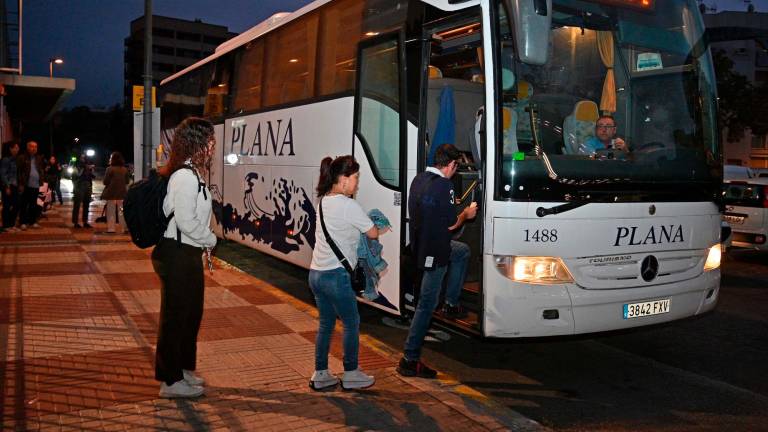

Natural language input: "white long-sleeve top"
[162,167,217,248]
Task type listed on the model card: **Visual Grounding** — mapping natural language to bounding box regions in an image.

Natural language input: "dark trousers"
[151,238,205,385]
[19,186,40,225]
[71,185,91,225]
[1,187,19,228]
[50,180,63,204]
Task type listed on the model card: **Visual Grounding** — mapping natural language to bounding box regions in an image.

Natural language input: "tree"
[712,49,756,142]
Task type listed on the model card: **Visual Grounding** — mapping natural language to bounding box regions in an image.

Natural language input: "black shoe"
[396,357,437,379]
[442,304,468,319]
[83,223,93,228]
[73,223,82,229]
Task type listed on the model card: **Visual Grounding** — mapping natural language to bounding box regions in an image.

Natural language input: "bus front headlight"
[494,256,574,284]
[703,244,721,271]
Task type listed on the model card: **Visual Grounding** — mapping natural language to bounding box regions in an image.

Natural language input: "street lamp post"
[49,57,63,78]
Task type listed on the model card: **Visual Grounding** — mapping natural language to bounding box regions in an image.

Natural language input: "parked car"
[721,175,768,251]
[724,164,756,180]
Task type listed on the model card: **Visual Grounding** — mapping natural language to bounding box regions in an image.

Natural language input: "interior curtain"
[597,31,616,114]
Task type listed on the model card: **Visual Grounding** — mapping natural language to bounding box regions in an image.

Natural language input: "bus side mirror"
[504,0,552,66]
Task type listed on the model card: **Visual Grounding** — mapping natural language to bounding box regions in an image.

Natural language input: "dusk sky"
[23,0,765,109]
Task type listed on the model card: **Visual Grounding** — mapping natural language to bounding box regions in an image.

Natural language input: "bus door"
[409,9,486,333]
[352,33,407,316]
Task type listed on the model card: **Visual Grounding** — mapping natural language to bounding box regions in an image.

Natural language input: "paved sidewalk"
[0,201,542,431]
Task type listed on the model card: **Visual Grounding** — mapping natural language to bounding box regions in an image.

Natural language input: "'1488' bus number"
[524,229,558,242]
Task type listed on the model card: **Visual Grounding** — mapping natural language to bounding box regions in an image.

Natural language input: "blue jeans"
[308,267,360,371]
[404,240,470,361]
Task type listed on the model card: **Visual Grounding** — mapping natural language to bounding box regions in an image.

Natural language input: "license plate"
[623,299,670,319]
[723,214,745,225]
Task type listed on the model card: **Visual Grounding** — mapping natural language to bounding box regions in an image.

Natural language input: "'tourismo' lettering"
[614,225,684,247]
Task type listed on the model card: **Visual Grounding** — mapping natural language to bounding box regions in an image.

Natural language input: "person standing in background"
[71,154,95,228]
[16,141,45,230]
[101,152,130,234]
[0,141,21,232]
[45,156,63,205]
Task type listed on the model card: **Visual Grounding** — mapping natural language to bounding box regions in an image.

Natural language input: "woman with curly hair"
[152,117,217,398]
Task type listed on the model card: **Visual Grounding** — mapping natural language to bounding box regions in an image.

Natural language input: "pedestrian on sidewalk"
[101,151,130,234]
[151,117,216,399]
[309,155,383,391]
[71,153,95,228]
[0,141,20,232]
[16,140,45,230]
[397,144,477,379]
[44,155,63,205]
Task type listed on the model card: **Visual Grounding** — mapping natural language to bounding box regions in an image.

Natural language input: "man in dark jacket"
[1,141,20,231]
[16,140,45,230]
[397,143,477,378]
[71,154,95,228]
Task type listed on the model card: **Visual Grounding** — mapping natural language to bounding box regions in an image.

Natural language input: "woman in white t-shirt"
[309,155,381,391]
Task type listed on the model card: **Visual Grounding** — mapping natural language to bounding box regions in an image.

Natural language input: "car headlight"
[494,256,574,284]
[703,244,721,271]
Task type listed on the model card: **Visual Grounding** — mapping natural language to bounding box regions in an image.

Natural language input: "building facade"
[123,15,236,109]
[704,9,768,168]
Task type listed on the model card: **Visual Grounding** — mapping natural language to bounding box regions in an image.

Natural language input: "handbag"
[319,197,366,294]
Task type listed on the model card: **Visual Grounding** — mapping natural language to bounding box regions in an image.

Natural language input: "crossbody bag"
[318,197,366,293]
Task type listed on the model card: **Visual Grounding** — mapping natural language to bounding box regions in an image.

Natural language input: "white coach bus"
[159,0,723,337]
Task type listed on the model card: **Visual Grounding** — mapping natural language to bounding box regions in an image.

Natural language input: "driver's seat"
[563,100,599,154]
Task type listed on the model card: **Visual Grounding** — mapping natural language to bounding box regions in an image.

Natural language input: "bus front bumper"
[483,254,720,337]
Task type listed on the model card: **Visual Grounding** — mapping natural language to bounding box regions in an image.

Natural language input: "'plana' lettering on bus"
[613,225,684,247]
[251,119,295,156]
[229,119,296,157]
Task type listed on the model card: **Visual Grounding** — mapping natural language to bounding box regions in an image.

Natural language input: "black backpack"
[123,166,203,249]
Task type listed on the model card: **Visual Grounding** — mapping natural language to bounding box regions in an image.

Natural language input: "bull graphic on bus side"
[211,172,315,254]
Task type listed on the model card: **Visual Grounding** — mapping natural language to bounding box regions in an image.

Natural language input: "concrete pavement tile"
[225,283,284,305]
[208,269,259,286]
[0,261,99,277]
[88,250,150,262]
[0,274,108,298]
[0,292,126,324]
[101,272,162,291]
[4,320,139,361]
[93,260,155,274]
[80,244,141,252]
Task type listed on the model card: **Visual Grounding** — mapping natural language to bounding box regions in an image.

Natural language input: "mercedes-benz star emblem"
[641,255,659,282]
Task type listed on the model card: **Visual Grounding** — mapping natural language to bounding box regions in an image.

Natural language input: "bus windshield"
[496,0,720,202]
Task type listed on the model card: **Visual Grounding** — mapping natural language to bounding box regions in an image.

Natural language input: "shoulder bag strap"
[319,197,354,275]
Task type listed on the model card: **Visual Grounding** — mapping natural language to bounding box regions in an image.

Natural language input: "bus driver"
[581,115,628,154]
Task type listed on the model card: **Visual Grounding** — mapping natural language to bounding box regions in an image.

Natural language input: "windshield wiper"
[536,201,589,217]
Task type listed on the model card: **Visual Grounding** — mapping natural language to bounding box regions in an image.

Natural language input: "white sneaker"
[20,224,27,231]
[158,380,204,398]
[341,369,375,390]
[309,369,339,391]
[183,369,204,386]
[31,223,41,229]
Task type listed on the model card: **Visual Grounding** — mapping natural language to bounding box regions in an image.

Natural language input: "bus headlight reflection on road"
[494,256,573,284]
[703,244,721,271]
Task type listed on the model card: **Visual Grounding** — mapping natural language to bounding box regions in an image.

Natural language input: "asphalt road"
[216,241,768,431]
